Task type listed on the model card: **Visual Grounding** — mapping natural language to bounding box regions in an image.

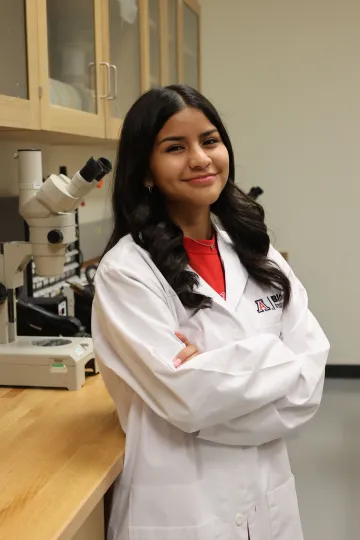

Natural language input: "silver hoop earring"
[147,186,153,194]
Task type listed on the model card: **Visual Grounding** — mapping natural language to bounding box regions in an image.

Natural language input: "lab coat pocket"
[267,475,304,540]
[129,482,227,540]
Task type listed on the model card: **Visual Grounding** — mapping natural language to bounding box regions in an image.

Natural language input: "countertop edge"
[57,453,124,540]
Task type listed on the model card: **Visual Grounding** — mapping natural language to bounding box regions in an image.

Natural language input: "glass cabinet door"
[182,0,200,89]
[0,0,28,100]
[107,0,141,121]
[0,0,40,129]
[149,0,161,87]
[167,0,178,84]
[38,0,105,137]
[46,0,97,114]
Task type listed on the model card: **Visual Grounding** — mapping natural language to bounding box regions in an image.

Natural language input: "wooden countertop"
[0,375,125,540]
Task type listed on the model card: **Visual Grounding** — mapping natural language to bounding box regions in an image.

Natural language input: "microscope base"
[0,336,98,391]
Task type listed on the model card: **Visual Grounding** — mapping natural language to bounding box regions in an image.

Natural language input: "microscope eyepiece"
[79,157,113,183]
[79,157,104,183]
[95,157,112,181]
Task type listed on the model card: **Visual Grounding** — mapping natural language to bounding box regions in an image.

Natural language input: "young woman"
[92,85,329,540]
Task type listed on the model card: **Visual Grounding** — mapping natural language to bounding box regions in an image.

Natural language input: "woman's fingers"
[175,331,190,346]
[173,344,199,368]
[173,331,199,367]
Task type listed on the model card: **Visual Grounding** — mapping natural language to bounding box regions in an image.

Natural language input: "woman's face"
[149,107,229,207]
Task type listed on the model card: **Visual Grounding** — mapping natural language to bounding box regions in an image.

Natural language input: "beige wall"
[202,0,359,364]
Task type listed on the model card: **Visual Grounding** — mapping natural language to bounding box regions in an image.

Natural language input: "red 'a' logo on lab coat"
[255,299,271,313]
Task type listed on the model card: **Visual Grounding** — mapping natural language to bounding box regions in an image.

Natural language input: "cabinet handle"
[99,62,112,99]
[88,61,109,99]
[108,64,118,101]
[88,61,96,98]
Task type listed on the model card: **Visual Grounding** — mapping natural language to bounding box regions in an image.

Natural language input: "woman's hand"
[173,332,200,368]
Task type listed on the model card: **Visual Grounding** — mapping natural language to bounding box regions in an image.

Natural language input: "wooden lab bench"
[0,376,125,540]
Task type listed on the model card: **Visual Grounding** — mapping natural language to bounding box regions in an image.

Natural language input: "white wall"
[202,0,359,363]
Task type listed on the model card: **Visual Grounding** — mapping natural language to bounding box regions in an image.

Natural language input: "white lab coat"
[92,227,330,540]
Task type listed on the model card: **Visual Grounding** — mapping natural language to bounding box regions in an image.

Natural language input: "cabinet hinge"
[38,86,43,99]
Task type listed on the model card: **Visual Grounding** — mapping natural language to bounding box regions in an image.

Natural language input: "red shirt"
[183,234,226,300]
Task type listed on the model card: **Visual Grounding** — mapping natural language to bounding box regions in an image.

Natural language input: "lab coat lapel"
[216,228,248,311]
[193,227,249,312]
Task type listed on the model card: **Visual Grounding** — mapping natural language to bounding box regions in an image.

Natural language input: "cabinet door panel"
[46,0,97,114]
[38,0,105,138]
[0,0,40,129]
[167,0,178,84]
[178,0,200,90]
[0,0,28,99]
[108,0,141,120]
[149,0,161,87]
[183,1,200,90]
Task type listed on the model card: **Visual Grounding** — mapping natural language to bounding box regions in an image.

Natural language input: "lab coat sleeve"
[197,259,330,446]
[93,256,312,434]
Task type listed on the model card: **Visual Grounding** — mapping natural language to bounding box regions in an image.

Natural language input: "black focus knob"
[0,283,7,305]
[47,229,64,244]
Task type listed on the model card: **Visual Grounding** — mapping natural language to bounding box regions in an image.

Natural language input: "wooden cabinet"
[0,0,201,141]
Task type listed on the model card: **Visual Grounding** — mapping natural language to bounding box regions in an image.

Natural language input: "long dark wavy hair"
[104,85,291,312]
